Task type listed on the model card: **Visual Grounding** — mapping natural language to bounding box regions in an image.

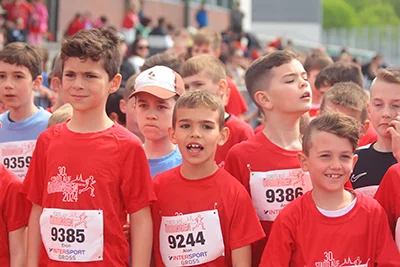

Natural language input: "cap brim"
[128,86,177,100]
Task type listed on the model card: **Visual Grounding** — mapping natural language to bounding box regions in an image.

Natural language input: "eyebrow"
[282,71,307,78]
[372,98,400,102]
[177,118,216,124]
[0,71,26,75]
[317,150,353,154]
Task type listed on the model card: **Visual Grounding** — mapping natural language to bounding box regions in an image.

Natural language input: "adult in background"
[28,0,48,46]
[128,37,149,74]
[196,1,208,28]
[121,3,139,45]
[148,17,173,55]
[230,1,244,34]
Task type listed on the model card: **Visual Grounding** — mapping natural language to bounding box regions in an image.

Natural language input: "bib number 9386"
[265,187,303,203]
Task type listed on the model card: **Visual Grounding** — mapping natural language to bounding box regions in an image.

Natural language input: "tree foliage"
[358,3,400,26]
[323,0,359,29]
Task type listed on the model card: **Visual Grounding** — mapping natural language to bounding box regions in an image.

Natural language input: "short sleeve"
[121,140,156,214]
[374,205,400,265]
[4,170,31,232]
[259,213,294,266]
[375,165,398,237]
[229,187,265,250]
[21,134,46,206]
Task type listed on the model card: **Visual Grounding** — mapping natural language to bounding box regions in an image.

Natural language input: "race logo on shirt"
[47,166,97,202]
[314,251,370,267]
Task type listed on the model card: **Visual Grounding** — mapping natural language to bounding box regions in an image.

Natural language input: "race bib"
[250,168,312,221]
[160,210,224,266]
[0,140,36,179]
[396,218,400,251]
[40,208,104,262]
[355,185,379,198]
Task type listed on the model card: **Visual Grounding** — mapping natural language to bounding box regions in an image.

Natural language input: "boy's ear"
[50,77,62,93]
[360,120,370,138]
[168,127,178,145]
[367,102,371,117]
[352,154,358,170]
[120,99,127,114]
[109,74,122,94]
[254,91,272,110]
[109,112,119,123]
[297,152,309,172]
[217,78,228,97]
[32,75,43,91]
[218,126,230,146]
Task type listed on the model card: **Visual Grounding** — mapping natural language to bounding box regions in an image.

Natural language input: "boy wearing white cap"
[129,65,185,177]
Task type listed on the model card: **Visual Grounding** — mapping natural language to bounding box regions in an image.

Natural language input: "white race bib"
[40,208,104,262]
[160,210,224,266]
[355,185,379,198]
[250,168,312,221]
[0,140,36,179]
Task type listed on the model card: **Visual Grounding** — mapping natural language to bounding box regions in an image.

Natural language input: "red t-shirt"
[359,125,378,147]
[152,167,265,267]
[66,18,84,37]
[22,122,155,267]
[225,77,248,117]
[45,107,53,113]
[216,114,253,167]
[4,2,32,28]
[121,11,138,29]
[308,104,320,118]
[224,132,306,267]
[0,164,31,266]
[375,163,400,241]
[260,191,400,266]
[254,124,264,134]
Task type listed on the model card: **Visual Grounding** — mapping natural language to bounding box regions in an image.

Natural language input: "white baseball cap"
[129,65,185,99]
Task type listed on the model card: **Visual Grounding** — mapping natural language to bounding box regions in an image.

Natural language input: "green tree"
[344,0,381,11]
[323,0,359,28]
[358,3,400,26]
[383,0,400,18]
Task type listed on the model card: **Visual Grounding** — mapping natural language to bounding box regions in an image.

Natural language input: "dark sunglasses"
[138,45,149,50]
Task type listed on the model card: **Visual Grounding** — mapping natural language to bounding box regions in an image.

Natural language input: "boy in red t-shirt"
[22,28,155,267]
[152,89,265,267]
[260,112,400,266]
[224,51,313,266]
[181,54,254,166]
[302,54,333,118]
[375,112,400,249]
[191,28,248,117]
[0,164,31,266]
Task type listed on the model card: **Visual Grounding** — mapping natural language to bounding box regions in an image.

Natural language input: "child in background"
[259,112,400,266]
[315,61,377,146]
[0,164,31,266]
[47,103,73,128]
[181,54,254,166]
[106,88,126,126]
[152,89,265,267]
[129,65,184,177]
[0,42,50,179]
[302,54,333,117]
[224,51,313,266]
[351,67,400,197]
[120,73,144,142]
[46,54,65,113]
[22,28,155,267]
[191,27,248,117]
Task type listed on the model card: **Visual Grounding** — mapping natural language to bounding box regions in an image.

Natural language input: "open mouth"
[300,92,311,99]
[187,143,204,153]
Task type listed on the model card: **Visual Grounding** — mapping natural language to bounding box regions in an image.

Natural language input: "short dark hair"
[172,89,225,131]
[302,112,360,156]
[245,51,298,110]
[61,28,121,81]
[0,42,43,79]
[106,88,126,125]
[315,61,363,89]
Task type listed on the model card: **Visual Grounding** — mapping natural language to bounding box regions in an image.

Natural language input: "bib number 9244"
[265,187,303,203]
[51,227,85,243]
[168,232,206,249]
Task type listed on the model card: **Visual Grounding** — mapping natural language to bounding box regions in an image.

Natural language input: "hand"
[123,223,130,243]
[387,114,400,162]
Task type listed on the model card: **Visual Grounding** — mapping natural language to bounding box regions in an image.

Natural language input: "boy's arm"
[231,245,251,267]
[130,206,153,267]
[26,204,42,267]
[9,227,27,267]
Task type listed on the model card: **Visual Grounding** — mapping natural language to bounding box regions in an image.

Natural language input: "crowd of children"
[1,25,400,267]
